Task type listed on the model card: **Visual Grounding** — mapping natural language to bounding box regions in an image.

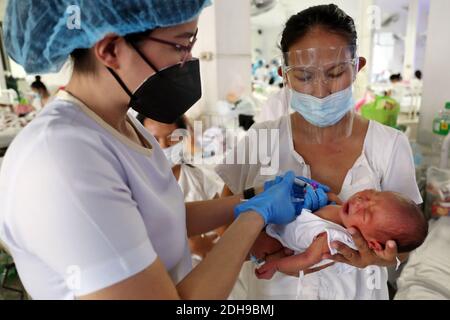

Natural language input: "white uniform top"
[266,209,388,300]
[216,115,422,300]
[0,91,191,299]
[215,115,422,204]
[253,88,290,124]
[177,165,224,202]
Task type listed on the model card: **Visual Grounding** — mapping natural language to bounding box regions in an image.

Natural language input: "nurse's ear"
[93,34,128,70]
[358,57,367,72]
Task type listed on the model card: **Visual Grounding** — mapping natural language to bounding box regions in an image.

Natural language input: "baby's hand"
[255,249,291,280]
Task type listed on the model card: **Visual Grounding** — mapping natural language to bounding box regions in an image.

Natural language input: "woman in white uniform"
[138,114,224,262]
[0,0,326,300]
[216,5,422,298]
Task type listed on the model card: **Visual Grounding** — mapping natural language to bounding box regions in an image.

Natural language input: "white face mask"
[290,86,354,128]
[162,141,185,167]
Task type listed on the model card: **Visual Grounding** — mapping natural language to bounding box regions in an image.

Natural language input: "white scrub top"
[177,165,224,202]
[0,91,191,299]
[266,210,388,300]
[215,115,422,204]
[253,88,290,124]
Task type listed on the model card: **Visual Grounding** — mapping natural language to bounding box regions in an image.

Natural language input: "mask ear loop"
[106,39,161,98]
[107,67,134,98]
[127,41,160,74]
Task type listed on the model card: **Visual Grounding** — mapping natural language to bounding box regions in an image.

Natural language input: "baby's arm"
[255,232,330,279]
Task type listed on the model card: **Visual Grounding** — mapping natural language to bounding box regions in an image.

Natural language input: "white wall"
[370,0,429,80]
[251,0,365,63]
[189,0,252,119]
[418,0,450,145]
[251,0,373,100]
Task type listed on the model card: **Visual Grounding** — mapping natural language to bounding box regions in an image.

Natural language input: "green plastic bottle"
[433,102,450,136]
[432,102,450,154]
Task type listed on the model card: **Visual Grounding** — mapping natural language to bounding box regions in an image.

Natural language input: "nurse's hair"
[71,48,97,74]
[280,4,357,54]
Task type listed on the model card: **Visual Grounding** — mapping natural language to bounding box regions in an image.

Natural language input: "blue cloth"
[4,0,211,73]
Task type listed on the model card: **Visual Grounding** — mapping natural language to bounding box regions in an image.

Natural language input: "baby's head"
[339,190,428,253]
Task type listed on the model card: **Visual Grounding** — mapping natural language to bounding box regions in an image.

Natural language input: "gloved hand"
[264,175,330,213]
[235,171,298,225]
[297,177,330,212]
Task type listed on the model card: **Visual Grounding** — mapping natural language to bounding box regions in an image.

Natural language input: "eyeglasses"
[146,29,198,68]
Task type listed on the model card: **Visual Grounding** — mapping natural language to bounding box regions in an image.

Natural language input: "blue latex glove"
[235,171,298,225]
[264,175,330,213]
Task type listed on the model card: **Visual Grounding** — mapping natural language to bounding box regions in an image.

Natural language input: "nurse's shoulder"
[2,98,122,184]
[365,120,410,154]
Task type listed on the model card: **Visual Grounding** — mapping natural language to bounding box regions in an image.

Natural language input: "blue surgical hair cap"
[4,0,212,73]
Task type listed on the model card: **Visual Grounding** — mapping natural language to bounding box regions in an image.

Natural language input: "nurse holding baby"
[216,4,422,299]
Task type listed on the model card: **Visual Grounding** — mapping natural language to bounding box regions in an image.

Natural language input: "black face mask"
[108,42,202,124]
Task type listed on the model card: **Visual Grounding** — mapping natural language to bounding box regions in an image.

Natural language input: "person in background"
[30,76,51,110]
[389,73,403,84]
[387,73,405,103]
[137,114,225,264]
[411,70,423,90]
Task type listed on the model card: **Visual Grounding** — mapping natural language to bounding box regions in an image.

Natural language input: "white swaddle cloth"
[267,209,357,274]
[264,209,389,300]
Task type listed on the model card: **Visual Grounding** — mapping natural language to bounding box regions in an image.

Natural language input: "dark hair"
[376,193,428,253]
[136,114,188,130]
[280,4,357,54]
[71,29,155,74]
[390,73,403,82]
[71,48,97,74]
[31,75,49,96]
[415,70,422,80]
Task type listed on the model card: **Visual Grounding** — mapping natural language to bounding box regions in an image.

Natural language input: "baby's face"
[339,190,393,241]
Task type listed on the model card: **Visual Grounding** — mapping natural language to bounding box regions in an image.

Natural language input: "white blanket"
[252,209,390,300]
[395,217,450,300]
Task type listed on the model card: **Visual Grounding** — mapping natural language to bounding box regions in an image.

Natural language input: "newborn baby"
[257,190,428,299]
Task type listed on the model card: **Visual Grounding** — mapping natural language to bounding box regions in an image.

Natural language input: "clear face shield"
[282,46,359,144]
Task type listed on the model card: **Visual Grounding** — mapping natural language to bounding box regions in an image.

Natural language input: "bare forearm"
[177,211,265,299]
[185,195,241,237]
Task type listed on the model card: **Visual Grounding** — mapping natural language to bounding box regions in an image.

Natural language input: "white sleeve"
[17,131,156,297]
[214,126,264,195]
[325,228,357,255]
[381,132,423,204]
[196,167,224,199]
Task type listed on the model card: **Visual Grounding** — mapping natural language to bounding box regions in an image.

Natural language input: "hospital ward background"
[0,0,450,300]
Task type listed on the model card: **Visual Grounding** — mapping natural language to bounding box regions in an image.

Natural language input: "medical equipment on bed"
[425,167,450,219]
[250,254,266,269]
